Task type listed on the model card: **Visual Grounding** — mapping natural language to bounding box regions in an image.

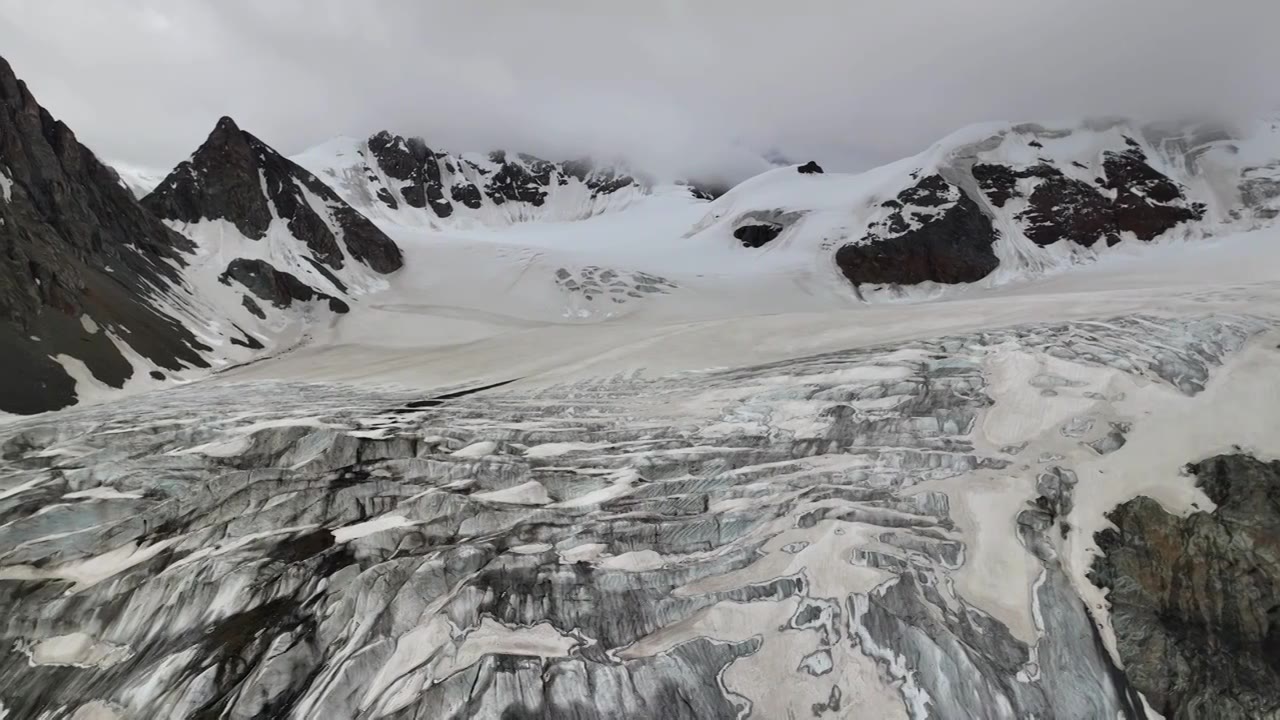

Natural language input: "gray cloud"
[1,0,1275,183]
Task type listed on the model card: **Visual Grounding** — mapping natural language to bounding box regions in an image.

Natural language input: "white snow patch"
[0,538,181,591]
[331,515,414,542]
[439,618,579,674]
[557,543,608,564]
[510,543,553,554]
[596,549,668,572]
[63,487,144,501]
[523,441,607,458]
[70,701,125,720]
[26,633,132,669]
[473,480,552,505]
[452,440,498,458]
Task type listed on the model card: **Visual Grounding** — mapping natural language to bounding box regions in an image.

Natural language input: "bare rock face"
[368,130,455,217]
[146,118,403,275]
[486,150,553,206]
[734,224,783,248]
[731,210,803,249]
[357,131,642,220]
[1090,453,1280,720]
[972,139,1204,248]
[0,55,212,415]
[797,161,824,174]
[219,258,349,314]
[143,117,273,239]
[836,174,1000,286]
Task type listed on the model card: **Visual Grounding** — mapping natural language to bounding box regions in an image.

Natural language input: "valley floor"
[225,219,1280,395]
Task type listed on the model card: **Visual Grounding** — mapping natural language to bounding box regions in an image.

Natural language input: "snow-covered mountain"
[683,118,1280,298]
[5,50,1280,720]
[0,56,237,415]
[142,117,403,336]
[292,132,666,228]
[0,52,406,416]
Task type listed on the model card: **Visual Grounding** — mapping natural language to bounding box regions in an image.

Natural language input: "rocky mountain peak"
[0,54,214,414]
[145,118,403,274]
[144,115,274,238]
[214,114,241,133]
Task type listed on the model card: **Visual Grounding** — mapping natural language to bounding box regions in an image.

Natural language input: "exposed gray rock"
[1090,453,1280,719]
[836,174,1001,287]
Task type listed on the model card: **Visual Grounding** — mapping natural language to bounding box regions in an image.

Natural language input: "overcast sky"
[1,0,1275,183]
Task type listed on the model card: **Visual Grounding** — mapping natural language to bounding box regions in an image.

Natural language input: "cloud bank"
[1,0,1275,183]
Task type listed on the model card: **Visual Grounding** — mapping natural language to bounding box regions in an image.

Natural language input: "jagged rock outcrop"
[1090,453,1280,720]
[734,223,783,248]
[972,138,1204,248]
[145,117,403,275]
[0,55,213,415]
[730,210,804,249]
[219,258,349,314]
[367,130,455,217]
[797,161,824,174]
[836,174,1000,286]
[144,117,274,239]
[296,132,649,226]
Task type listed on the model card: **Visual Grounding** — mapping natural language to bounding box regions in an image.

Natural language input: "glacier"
[4,50,1280,719]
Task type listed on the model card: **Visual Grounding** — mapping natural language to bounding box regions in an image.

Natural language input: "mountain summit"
[145,116,403,274]
[0,56,214,414]
[143,116,403,328]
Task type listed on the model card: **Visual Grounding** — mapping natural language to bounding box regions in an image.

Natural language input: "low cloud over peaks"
[1,0,1274,182]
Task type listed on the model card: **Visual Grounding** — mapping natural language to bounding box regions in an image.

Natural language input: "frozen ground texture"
[2,303,1279,718]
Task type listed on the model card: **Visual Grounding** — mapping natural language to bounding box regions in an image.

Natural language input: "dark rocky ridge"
[362,130,642,219]
[1090,453,1280,719]
[368,130,455,217]
[973,141,1203,247]
[0,55,212,415]
[146,118,403,275]
[836,174,1000,287]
